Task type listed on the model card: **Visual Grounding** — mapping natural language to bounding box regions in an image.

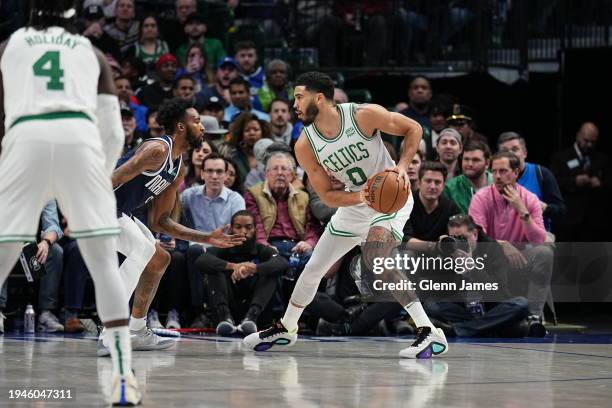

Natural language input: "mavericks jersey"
[1,26,98,130]
[303,103,394,191]
[114,136,182,216]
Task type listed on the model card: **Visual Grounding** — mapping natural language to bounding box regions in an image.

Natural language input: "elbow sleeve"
[96,94,124,175]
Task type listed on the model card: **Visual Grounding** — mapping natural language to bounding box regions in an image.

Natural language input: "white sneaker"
[147,309,163,329]
[130,327,176,351]
[165,309,181,329]
[399,326,448,359]
[37,311,64,333]
[110,371,142,406]
[243,322,297,352]
[99,327,176,354]
[0,311,5,334]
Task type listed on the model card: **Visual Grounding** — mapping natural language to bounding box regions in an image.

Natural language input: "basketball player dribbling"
[244,72,448,359]
[0,1,141,405]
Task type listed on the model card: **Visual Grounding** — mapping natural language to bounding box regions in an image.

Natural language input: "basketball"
[365,170,410,214]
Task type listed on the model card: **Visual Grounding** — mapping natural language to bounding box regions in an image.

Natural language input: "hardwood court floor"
[1,333,611,407]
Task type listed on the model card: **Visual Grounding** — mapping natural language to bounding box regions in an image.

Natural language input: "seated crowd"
[1,0,610,339]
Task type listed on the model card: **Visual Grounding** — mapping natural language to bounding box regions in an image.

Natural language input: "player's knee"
[299,260,328,285]
[152,244,171,270]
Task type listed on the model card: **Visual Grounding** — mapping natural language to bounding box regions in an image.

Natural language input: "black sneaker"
[216,317,237,336]
[527,315,547,337]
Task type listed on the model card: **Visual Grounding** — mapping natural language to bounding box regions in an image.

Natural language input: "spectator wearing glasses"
[245,152,321,271]
[182,139,217,192]
[180,153,246,328]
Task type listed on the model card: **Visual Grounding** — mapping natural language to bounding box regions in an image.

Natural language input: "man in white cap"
[201,114,228,151]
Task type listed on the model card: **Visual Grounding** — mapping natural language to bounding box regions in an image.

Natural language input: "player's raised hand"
[206,225,247,248]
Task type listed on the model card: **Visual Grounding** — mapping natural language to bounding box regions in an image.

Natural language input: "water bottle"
[24,304,36,334]
[465,301,485,318]
[285,253,301,281]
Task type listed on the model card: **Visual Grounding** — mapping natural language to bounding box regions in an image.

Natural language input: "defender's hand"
[205,225,246,248]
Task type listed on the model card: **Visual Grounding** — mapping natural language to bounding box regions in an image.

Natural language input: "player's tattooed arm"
[353,103,422,169]
[149,166,245,248]
[295,133,363,207]
[111,141,168,188]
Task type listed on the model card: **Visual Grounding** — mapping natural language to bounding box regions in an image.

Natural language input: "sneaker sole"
[400,341,448,359]
[132,342,176,351]
[111,381,141,407]
[253,337,294,352]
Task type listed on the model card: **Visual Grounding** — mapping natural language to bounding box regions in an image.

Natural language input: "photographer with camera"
[422,214,539,337]
[0,200,65,333]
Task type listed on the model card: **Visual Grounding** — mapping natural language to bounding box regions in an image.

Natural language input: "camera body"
[437,235,470,256]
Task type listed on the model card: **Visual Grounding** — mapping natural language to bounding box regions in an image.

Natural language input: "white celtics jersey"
[1,26,99,130]
[303,103,395,191]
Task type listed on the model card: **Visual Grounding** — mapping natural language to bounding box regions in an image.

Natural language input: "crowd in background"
[0,0,609,339]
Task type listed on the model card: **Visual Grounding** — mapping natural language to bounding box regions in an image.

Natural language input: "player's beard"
[186,127,202,149]
[301,101,319,126]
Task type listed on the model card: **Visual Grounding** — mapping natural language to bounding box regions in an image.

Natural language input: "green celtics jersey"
[303,103,395,192]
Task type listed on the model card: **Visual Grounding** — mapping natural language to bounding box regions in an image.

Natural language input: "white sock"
[105,326,132,378]
[129,315,147,332]
[404,301,435,330]
[280,303,303,332]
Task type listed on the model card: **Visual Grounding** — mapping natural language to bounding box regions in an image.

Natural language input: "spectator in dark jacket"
[197,210,287,336]
[550,122,610,241]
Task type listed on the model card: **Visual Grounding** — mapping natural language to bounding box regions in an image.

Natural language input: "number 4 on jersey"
[33,51,64,90]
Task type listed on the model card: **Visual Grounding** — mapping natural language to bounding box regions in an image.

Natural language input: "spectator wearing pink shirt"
[469,151,553,324]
